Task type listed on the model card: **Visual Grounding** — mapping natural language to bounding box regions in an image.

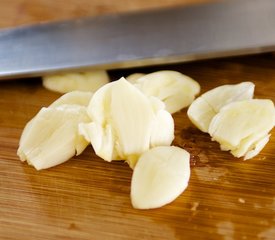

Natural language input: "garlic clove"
[126,73,145,83]
[186,97,216,133]
[49,91,93,108]
[43,70,110,93]
[187,82,255,132]
[80,77,174,165]
[230,131,268,158]
[209,99,275,159]
[244,134,270,160]
[17,105,91,170]
[131,70,200,114]
[127,107,175,169]
[79,122,116,162]
[109,78,155,156]
[150,109,175,148]
[131,146,190,209]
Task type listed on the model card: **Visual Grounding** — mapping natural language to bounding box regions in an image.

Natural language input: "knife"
[0,0,275,80]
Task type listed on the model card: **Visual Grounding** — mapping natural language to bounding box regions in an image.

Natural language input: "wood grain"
[0,1,275,240]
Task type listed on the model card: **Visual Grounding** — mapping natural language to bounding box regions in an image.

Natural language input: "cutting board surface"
[0,1,275,239]
[1,55,275,240]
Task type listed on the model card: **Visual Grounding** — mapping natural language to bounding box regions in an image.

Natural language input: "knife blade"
[0,0,275,80]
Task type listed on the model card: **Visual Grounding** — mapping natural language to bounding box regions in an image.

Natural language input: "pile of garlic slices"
[187,82,275,160]
[18,70,275,209]
[18,71,199,209]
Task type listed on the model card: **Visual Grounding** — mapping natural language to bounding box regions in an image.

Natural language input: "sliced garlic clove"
[79,122,116,162]
[187,82,255,132]
[85,80,114,124]
[209,99,275,159]
[80,77,174,164]
[229,133,270,160]
[127,107,175,169]
[126,73,145,83]
[43,70,110,93]
[132,70,200,114]
[150,109,175,147]
[17,119,35,161]
[17,105,91,170]
[202,82,255,113]
[131,146,190,209]
[49,91,93,108]
[109,78,155,156]
[18,91,93,169]
[187,97,216,133]
[244,134,270,160]
[230,131,268,158]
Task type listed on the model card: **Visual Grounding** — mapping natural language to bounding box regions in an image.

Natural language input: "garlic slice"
[130,70,200,114]
[187,82,254,132]
[150,109,175,148]
[17,91,93,170]
[131,146,190,209]
[17,105,91,170]
[244,134,270,160]
[209,99,275,159]
[49,91,93,108]
[126,73,145,83]
[43,70,110,93]
[79,77,174,167]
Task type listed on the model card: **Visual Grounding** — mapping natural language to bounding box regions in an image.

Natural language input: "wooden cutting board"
[0,1,275,240]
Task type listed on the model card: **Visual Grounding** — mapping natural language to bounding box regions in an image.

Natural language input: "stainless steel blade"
[1,0,275,80]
